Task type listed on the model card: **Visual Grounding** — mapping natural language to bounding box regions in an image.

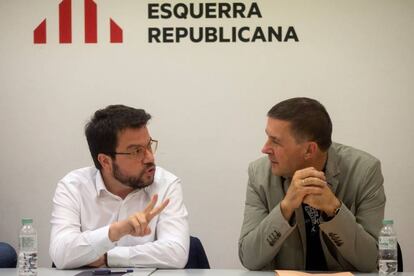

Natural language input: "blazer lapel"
[325,145,341,194]
[284,177,307,266]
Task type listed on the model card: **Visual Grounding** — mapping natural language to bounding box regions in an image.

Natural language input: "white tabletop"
[0,268,412,276]
[154,271,413,276]
[0,267,155,276]
[154,269,274,276]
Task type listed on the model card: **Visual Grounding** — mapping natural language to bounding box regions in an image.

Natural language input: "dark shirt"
[302,203,327,271]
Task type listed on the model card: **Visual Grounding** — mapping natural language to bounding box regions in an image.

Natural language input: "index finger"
[302,177,327,188]
[144,194,158,214]
[295,167,326,181]
[147,198,170,221]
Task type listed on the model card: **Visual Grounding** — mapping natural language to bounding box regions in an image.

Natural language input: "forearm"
[50,225,114,269]
[107,238,189,268]
[320,204,381,272]
[107,214,189,268]
[320,160,386,272]
[107,181,190,268]
[239,203,295,270]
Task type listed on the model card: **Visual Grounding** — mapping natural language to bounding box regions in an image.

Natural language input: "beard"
[112,162,155,189]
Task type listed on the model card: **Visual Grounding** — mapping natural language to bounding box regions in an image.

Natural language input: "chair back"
[0,242,17,268]
[397,242,403,272]
[185,236,210,269]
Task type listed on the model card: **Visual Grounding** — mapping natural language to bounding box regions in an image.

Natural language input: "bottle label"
[21,236,36,249]
[379,260,398,275]
[379,236,397,250]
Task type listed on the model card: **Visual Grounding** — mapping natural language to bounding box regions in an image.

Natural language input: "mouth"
[268,157,278,165]
[146,166,156,174]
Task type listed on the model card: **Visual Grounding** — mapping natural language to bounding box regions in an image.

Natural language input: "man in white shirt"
[49,105,189,269]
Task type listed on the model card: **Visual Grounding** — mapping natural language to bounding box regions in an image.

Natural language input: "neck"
[101,171,133,199]
[311,150,328,172]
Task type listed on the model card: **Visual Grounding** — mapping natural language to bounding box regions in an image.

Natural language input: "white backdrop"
[0,0,413,271]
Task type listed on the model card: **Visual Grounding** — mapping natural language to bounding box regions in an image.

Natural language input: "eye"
[271,139,279,145]
[133,147,145,156]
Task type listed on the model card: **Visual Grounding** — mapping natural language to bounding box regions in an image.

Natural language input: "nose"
[143,148,155,163]
[261,139,272,155]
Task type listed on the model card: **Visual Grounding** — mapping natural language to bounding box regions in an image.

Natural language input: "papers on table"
[275,270,353,276]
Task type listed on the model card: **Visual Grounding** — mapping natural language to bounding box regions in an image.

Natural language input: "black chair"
[184,236,210,269]
[397,242,403,272]
[0,242,17,268]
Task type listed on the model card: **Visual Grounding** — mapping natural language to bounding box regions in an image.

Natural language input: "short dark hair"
[267,97,332,151]
[85,105,151,170]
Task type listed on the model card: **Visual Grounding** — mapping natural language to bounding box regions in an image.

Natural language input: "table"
[154,269,274,276]
[155,271,412,276]
[0,268,156,276]
[0,268,412,276]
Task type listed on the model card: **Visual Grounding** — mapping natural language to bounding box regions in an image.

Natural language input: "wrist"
[104,253,108,267]
[326,199,341,217]
[109,221,125,242]
[280,200,294,222]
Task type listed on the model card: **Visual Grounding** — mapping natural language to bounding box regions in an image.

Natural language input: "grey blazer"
[239,143,386,272]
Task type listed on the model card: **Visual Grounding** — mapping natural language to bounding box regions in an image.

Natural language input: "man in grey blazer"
[239,97,385,272]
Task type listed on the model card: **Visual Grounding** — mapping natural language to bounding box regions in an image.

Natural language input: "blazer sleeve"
[319,159,386,272]
[238,162,295,270]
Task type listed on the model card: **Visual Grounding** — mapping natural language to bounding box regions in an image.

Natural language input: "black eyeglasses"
[107,139,158,161]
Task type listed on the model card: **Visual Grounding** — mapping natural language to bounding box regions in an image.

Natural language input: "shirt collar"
[95,170,108,196]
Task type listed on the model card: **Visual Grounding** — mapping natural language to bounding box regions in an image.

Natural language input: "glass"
[109,138,158,161]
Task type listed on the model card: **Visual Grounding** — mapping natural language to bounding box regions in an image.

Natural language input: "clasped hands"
[280,167,340,221]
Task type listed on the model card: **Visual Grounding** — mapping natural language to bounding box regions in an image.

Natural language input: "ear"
[98,153,113,172]
[304,142,318,160]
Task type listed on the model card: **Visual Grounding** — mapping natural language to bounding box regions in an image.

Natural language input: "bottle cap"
[22,218,33,225]
[383,219,394,225]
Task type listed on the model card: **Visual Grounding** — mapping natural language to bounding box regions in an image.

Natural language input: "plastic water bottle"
[18,218,38,276]
[378,219,398,275]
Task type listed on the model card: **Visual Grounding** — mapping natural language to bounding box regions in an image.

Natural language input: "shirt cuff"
[107,246,130,267]
[84,225,115,257]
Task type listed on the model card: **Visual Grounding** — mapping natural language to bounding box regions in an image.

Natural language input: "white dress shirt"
[49,166,189,269]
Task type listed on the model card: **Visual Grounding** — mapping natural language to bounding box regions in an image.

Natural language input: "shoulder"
[53,167,98,205]
[58,166,98,191]
[153,166,179,186]
[329,143,383,191]
[147,166,181,195]
[248,156,271,177]
[331,142,380,168]
[329,143,385,208]
[249,156,271,172]
[247,156,277,189]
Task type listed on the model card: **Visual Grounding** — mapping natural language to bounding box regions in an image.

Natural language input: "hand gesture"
[127,194,169,236]
[109,194,169,242]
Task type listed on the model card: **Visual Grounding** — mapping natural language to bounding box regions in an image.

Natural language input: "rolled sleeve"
[84,225,115,256]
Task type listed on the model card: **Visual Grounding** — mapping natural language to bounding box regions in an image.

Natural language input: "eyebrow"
[265,129,281,142]
[126,139,151,150]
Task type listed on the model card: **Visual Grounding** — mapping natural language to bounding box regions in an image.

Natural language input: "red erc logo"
[33,0,123,44]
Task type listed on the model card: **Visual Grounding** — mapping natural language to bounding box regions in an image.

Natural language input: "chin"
[144,176,155,186]
[270,164,281,175]
[271,167,289,178]
[271,169,282,176]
